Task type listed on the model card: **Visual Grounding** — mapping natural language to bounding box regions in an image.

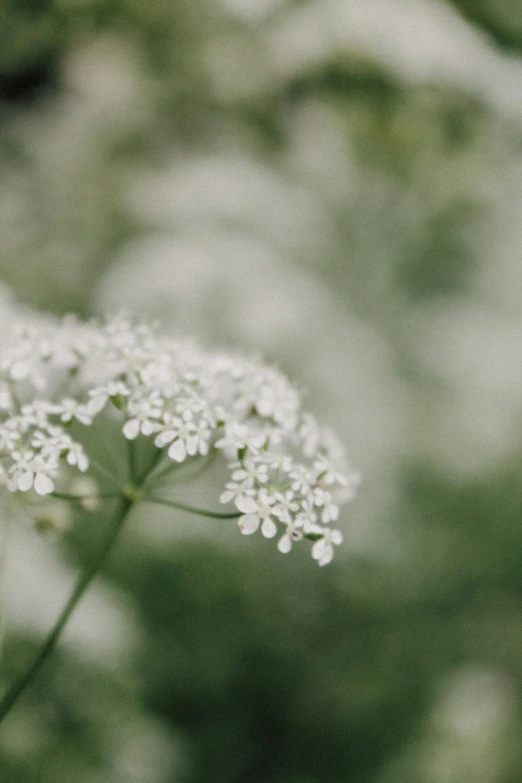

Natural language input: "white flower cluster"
[0,305,360,564]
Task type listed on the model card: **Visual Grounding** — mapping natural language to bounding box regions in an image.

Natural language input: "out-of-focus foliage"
[450,0,522,51]
[2,1,522,782]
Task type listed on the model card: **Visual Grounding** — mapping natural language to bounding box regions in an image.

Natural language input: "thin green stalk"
[128,439,137,483]
[0,494,133,725]
[136,445,165,486]
[50,491,121,502]
[0,442,237,724]
[92,419,124,482]
[144,496,241,520]
[148,451,217,491]
[0,506,10,664]
[141,451,180,487]
[88,457,123,491]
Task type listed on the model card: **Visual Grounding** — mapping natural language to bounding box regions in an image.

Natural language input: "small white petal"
[77,452,89,472]
[87,395,107,415]
[319,545,333,566]
[236,496,257,514]
[303,521,322,535]
[168,439,186,462]
[256,399,273,417]
[238,514,259,535]
[34,473,53,496]
[16,472,34,492]
[141,420,158,436]
[261,517,277,539]
[277,534,292,554]
[311,538,326,561]
[186,436,199,456]
[159,430,177,446]
[123,419,140,440]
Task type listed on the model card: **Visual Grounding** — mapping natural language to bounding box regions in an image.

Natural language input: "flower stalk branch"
[144,495,242,519]
[0,494,134,725]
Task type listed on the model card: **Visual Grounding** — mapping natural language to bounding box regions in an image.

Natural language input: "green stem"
[50,492,121,502]
[0,509,11,665]
[141,451,180,488]
[128,439,137,483]
[88,458,123,491]
[144,496,241,520]
[92,419,124,482]
[148,451,216,491]
[136,446,165,486]
[0,494,133,725]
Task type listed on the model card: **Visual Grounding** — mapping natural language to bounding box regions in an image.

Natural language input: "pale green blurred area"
[2,1,522,781]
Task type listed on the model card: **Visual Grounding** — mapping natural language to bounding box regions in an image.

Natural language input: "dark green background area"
[1,1,522,781]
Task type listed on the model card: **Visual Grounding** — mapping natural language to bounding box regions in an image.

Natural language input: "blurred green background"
[2,0,522,781]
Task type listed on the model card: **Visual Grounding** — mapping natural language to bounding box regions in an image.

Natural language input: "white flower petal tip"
[34,473,54,496]
[123,419,140,440]
[168,439,187,462]
[236,496,258,514]
[277,535,292,554]
[16,473,34,492]
[238,514,260,535]
[261,518,277,538]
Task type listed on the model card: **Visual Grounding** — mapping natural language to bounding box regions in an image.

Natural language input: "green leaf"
[110,394,124,410]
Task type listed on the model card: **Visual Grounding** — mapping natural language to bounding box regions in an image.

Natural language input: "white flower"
[254,376,300,428]
[188,420,212,456]
[65,443,89,472]
[277,521,303,554]
[299,413,321,458]
[88,381,129,415]
[8,451,56,496]
[289,465,313,495]
[154,417,199,462]
[231,458,269,487]
[236,490,277,538]
[122,393,163,440]
[312,488,340,523]
[58,398,93,426]
[214,422,265,457]
[311,529,343,566]
[272,491,299,524]
[219,480,253,505]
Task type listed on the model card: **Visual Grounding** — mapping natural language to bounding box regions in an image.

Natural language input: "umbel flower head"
[0,299,360,565]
